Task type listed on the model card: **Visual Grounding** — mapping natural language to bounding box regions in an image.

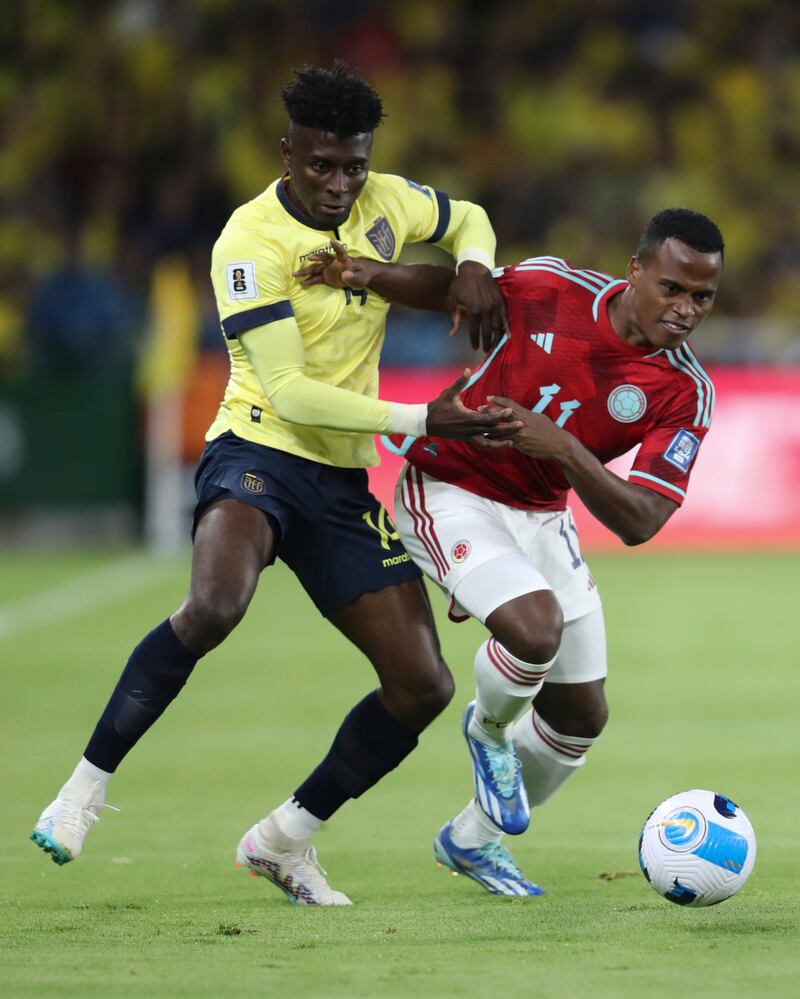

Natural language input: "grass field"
[1,548,798,998]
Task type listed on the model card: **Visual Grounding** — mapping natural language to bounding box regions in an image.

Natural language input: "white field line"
[0,553,184,643]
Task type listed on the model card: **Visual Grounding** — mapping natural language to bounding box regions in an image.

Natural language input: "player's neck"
[283,176,313,220]
[607,287,649,348]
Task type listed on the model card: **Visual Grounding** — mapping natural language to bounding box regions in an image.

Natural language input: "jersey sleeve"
[210,226,294,337]
[628,423,707,505]
[379,174,496,270]
[627,358,715,505]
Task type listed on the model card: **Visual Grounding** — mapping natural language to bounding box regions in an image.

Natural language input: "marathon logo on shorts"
[365,216,396,260]
[451,540,471,563]
[226,261,258,301]
[241,472,265,494]
[382,552,411,568]
[663,429,700,472]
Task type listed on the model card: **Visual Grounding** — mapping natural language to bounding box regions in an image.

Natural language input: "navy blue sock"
[83,619,200,772]
[293,690,419,821]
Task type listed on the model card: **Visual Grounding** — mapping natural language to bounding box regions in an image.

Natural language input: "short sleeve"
[210,228,294,339]
[377,174,450,245]
[628,423,707,505]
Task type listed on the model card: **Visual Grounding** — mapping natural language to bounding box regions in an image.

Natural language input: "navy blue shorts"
[193,431,421,617]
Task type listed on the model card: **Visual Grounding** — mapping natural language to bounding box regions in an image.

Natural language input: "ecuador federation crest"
[365,216,396,260]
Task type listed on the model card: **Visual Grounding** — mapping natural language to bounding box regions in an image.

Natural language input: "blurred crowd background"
[1,0,798,538]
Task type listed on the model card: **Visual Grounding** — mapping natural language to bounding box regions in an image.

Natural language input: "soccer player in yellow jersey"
[31,62,520,905]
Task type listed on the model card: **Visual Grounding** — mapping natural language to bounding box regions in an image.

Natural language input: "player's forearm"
[241,326,426,436]
[365,262,452,312]
[556,437,675,545]
[266,372,426,436]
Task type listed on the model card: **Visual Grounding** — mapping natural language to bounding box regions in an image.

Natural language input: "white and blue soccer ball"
[638,789,756,907]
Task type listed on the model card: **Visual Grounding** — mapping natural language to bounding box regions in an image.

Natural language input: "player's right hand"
[293,239,376,290]
[425,370,523,440]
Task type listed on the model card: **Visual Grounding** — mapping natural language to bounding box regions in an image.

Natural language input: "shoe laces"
[484,744,522,797]
[302,846,328,879]
[480,842,525,879]
[60,782,119,835]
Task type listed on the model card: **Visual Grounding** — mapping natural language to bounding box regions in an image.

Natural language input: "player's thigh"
[189,498,276,605]
[519,508,602,625]
[331,576,448,689]
[280,466,422,619]
[394,468,535,618]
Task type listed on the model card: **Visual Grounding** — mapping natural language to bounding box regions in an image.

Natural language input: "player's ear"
[280,137,291,171]
[626,255,640,284]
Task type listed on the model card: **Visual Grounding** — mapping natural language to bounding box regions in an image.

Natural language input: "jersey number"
[532,384,581,427]
[559,512,584,569]
[343,288,368,306]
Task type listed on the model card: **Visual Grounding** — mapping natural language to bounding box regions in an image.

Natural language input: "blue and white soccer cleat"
[434,821,544,897]
[31,780,113,865]
[462,701,530,834]
[236,815,352,906]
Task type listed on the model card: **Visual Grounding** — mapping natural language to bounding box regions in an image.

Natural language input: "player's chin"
[314,206,352,227]
[652,323,692,351]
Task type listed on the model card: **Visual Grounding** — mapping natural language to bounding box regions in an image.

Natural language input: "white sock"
[65,758,112,794]
[450,798,503,849]
[513,709,597,807]
[270,797,324,844]
[469,638,556,746]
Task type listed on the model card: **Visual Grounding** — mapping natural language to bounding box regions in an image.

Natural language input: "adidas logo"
[530,332,554,353]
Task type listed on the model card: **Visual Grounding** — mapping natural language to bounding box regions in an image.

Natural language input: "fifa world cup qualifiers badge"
[663,429,700,471]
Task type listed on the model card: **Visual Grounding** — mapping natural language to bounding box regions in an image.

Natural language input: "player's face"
[281,126,372,228]
[626,238,722,351]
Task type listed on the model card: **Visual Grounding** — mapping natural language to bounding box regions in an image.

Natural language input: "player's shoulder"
[364,171,438,206]
[501,256,619,295]
[213,183,287,264]
[657,342,716,429]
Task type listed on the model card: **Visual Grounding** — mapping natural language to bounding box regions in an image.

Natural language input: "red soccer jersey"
[401,256,714,510]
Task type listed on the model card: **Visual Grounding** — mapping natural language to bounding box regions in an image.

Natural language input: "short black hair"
[281,61,385,137]
[637,208,725,261]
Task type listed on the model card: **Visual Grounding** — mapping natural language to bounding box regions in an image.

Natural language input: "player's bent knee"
[537,683,608,739]
[383,655,454,729]
[490,592,564,665]
[174,591,250,654]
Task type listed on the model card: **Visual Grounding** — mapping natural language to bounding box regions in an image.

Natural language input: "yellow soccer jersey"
[208,171,495,468]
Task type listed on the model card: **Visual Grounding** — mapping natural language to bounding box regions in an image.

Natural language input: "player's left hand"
[474,396,570,460]
[447,262,508,353]
[293,239,377,290]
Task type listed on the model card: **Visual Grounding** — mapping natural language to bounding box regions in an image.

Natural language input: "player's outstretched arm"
[293,240,453,313]
[480,397,678,545]
[294,240,506,352]
[239,321,520,441]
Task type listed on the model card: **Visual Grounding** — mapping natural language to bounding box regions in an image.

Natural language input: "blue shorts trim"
[194,432,421,617]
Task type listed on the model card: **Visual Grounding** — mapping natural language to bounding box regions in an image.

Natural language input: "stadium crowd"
[2,0,799,377]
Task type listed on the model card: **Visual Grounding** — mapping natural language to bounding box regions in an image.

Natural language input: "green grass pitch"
[1,548,798,997]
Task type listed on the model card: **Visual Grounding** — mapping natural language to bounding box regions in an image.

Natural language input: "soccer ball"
[638,789,756,907]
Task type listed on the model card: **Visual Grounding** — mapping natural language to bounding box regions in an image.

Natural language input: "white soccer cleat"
[235,814,352,906]
[30,780,114,865]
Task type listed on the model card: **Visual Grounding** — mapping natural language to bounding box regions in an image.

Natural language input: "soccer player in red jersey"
[297,209,724,894]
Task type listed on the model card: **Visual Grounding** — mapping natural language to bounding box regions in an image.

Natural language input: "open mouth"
[660,320,690,335]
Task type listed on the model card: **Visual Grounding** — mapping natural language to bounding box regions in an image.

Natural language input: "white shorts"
[394,467,602,626]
